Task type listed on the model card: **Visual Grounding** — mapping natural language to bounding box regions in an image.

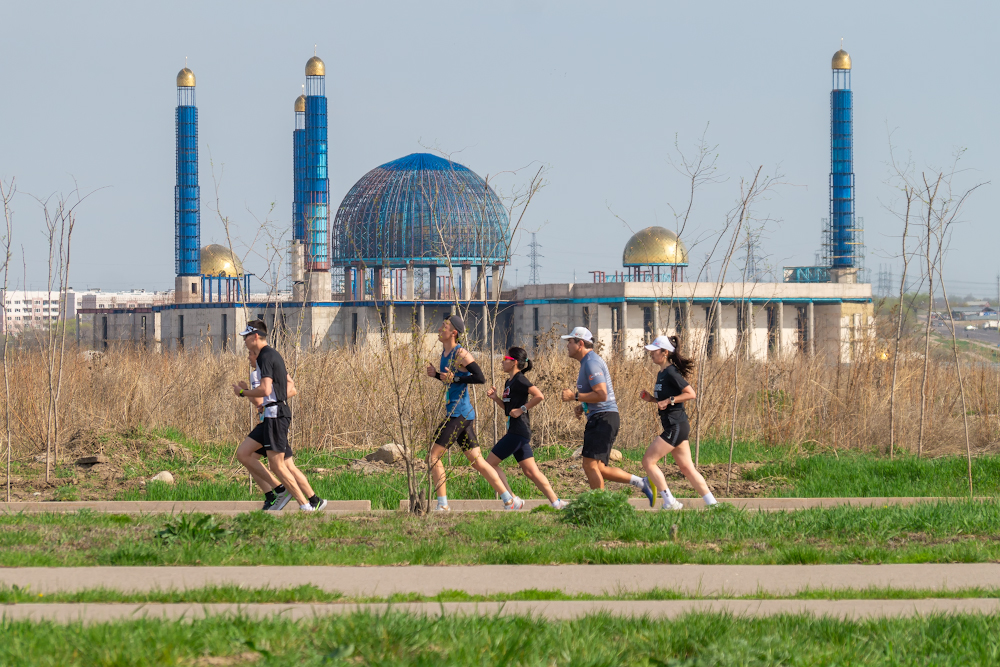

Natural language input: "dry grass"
[2,328,998,462]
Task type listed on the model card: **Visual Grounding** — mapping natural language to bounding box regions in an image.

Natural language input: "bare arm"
[286,375,297,398]
[509,385,544,419]
[656,384,696,410]
[561,382,607,403]
[233,375,273,399]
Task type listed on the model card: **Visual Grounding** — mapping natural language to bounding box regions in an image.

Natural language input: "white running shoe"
[434,504,451,512]
[662,499,684,511]
[551,499,568,510]
[300,504,315,512]
[504,496,525,510]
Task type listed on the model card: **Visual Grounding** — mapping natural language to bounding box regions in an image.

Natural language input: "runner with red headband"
[486,346,566,509]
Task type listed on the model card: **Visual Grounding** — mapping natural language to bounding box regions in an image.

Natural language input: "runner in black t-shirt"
[485,347,566,509]
[638,335,717,510]
[232,320,313,511]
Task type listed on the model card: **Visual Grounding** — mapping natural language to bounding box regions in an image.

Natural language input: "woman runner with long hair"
[638,335,717,510]
[485,347,567,509]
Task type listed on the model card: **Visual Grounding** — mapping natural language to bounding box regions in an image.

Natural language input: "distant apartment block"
[1,288,172,333]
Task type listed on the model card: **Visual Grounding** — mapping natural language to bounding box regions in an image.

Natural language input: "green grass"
[7,500,1000,566]
[748,452,1000,498]
[4,583,1000,605]
[105,427,1000,505]
[5,611,1000,665]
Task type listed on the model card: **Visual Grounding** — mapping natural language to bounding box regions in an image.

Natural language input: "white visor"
[239,325,263,337]
[560,326,594,342]
[644,335,675,352]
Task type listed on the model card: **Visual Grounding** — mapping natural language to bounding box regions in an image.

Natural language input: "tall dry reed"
[3,332,996,461]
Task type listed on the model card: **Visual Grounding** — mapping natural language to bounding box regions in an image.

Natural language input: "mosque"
[86,49,872,362]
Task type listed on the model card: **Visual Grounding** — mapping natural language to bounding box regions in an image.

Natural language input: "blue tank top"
[441,344,476,420]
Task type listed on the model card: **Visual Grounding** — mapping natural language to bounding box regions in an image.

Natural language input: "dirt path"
[5,564,1000,597]
[5,598,999,623]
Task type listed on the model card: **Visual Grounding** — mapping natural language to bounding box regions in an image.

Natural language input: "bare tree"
[916,173,942,458]
[0,179,14,501]
[32,187,91,481]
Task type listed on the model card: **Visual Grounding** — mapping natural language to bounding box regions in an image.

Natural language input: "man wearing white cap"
[559,327,655,503]
[639,334,717,509]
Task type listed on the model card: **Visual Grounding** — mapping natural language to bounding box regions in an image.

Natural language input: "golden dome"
[176,68,196,87]
[200,244,244,277]
[295,94,306,112]
[832,49,852,70]
[305,56,325,76]
[622,227,688,266]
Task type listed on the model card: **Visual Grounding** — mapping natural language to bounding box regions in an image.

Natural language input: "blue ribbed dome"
[332,153,510,267]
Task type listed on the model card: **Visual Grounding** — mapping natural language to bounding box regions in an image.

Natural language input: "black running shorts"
[491,432,534,463]
[434,417,479,451]
[581,411,620,464]
[659,412,690,447]
[248,416,294,458]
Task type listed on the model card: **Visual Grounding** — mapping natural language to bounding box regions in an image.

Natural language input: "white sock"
[500,491,513,503]
[703,492,717,506]
[300,504,313,511]
[660,488,676,504]
[629,475,644,488]
[437,495,448,507]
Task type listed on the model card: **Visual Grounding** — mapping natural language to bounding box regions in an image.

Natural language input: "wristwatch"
[669,396,675,406]
[574,390,579,401]
[520,404,528,413]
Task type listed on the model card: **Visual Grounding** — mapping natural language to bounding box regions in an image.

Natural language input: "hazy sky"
[1,1,996,297]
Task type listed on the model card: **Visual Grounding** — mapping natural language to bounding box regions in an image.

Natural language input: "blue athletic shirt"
[442,344,476,420]
[577,350,618,414]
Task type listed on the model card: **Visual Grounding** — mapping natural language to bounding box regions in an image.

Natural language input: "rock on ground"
[365,443,409,464]
[150,471,175,484]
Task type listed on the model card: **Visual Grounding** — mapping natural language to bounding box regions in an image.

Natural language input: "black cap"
[445,314,465,334]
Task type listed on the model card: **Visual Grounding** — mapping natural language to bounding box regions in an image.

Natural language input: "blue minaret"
[304,55,329,272]
[175,67,200,279]
[293,93,306,244]
[830,48,855,270]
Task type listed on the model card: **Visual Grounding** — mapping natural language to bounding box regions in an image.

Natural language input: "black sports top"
[654,364,689,415]
[502,373,533,439]
[256,345,291,418]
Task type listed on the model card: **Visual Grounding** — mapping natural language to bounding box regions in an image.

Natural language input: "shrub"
[559,490,634,528]
[156,513,229,544]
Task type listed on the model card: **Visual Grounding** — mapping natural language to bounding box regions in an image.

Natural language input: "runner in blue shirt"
[424,314,522,511]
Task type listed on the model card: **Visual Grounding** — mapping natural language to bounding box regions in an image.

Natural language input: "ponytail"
[667,335,696,378]
[507,346,532,373]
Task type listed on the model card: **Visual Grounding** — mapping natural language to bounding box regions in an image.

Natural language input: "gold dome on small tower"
[295,95,306,112]
[176,68,196,87]
[200,244,244,277]
[832,49,852,70]
[622,227,688,266]
[305,56,325,76]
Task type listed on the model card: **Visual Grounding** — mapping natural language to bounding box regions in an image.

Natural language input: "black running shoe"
[312,498,328,511]
[261,497,275,511]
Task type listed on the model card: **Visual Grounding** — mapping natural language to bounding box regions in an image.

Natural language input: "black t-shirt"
[256,345,291,418]
[502,373,533,439]
[654,364,689,415]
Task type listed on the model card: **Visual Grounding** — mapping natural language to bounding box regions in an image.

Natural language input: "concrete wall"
[87,281,874,365]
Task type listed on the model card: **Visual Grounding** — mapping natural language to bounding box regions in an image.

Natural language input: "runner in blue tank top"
[425,314,523,511]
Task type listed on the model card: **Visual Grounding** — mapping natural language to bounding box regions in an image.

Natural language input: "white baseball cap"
[644,335,675,352]
[561,326,594,342]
